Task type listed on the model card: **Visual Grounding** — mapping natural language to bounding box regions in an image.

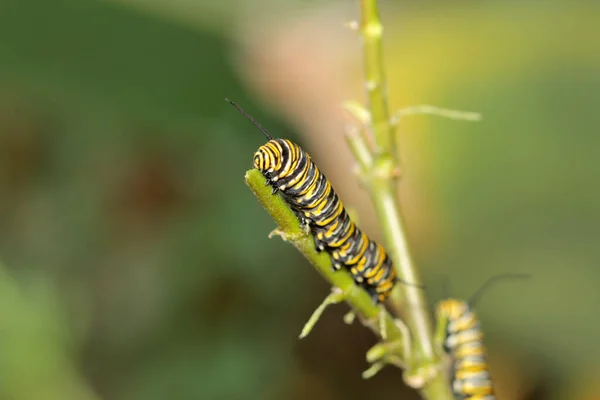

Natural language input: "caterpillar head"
[436,299,469,321]
[253,139,284,174]
[435,299,471,352]
[224,99,289,177]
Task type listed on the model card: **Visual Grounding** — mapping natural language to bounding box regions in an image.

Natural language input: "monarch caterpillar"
[435,274,530,400]
[227,99,402,303]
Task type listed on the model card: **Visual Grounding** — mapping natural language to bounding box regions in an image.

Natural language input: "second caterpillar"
[228,99,397,303]
[435,274,530,400]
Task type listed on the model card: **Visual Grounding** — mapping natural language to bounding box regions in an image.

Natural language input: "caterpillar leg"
[289,209,311,232]
[313,235,327,253]
[330,256,344,272]
[331,263,343,272]
[260,172,279,194]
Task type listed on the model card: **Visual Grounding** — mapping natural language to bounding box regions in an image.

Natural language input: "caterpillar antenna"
[468,273,531,307]
[225,98,274,140]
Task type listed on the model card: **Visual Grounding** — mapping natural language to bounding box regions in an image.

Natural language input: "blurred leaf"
[0,0,239,124]
[0,264,99,400]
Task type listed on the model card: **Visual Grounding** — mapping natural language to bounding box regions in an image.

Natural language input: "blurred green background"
[0,0,599,399]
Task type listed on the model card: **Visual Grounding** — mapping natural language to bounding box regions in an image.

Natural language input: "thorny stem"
[356,0,454,398]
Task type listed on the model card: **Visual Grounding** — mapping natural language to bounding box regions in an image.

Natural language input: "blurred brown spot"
[109,141,189,234]
[0,106,51,193]
[571,368,600,400]
[193,271,260,331]
[487,345,534,400]
[522,378,553,400]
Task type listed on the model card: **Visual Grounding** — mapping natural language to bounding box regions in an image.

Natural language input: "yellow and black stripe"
[227,99,398,303]
[254,138,397,303]
[436,299,495,400]
[435,274,529,400]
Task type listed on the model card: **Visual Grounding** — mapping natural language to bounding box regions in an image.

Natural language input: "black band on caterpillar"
[227,98,423,304]
[436,273,530,399]
[436,299,494,400]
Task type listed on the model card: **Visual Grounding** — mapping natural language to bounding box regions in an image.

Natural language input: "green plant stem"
[359,0,392,157]
[245,169,407,360]
[370,179,430,342]
[357,0,453,398]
